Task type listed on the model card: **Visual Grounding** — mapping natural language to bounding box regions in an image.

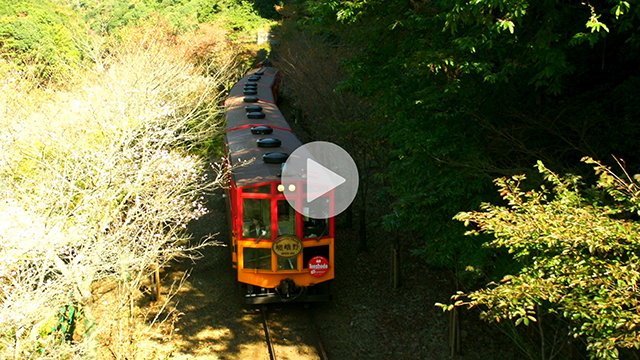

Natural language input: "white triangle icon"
[306,158,346,202]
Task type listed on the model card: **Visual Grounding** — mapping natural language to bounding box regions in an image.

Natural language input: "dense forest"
[2,0,640,359]
[274,0,640,359]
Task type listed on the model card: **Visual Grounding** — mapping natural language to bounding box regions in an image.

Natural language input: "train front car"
[224,66,334,304]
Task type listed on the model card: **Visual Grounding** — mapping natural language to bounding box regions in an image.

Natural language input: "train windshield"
[242,184,270,194]
[303,217,328,239]
[276,199,298,270]
[242,198,271,239]
[277,200,296,236]
[300,195,330,239]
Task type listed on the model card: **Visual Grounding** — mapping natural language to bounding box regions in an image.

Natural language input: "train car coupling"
[277,278,297,297]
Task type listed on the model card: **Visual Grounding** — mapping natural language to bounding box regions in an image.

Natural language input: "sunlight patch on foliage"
[444,158,640,359]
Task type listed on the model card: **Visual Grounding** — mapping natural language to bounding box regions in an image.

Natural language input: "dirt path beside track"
[137,185,519,360]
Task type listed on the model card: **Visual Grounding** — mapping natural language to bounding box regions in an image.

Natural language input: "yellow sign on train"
[272,235,303,258]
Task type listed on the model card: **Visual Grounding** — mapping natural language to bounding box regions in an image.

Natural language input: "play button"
[281,141,359,219]
[306,158,346,202]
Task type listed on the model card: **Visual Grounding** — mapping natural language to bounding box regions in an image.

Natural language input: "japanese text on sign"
[272,235,303,258]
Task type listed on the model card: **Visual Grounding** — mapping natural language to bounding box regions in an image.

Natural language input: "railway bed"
[259,304,328,360]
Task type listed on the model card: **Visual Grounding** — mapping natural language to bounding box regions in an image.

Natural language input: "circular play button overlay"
[281,141,359,219]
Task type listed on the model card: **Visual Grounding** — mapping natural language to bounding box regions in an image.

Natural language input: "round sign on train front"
[308,256,330,277]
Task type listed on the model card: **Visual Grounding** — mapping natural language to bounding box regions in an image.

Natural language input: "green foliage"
[197,0,274,37]
[75,0,273,41]
[299,0,640,285]
[0,0,273,83]
[83,0,152,33]
[198,0,281,22]
[381,106,497,274]
[291,0,640,356]
[77,0,199,34]
[0,0,82,82]
[250,0,282,20]
[314,0,639,93]
[447,159,640,359]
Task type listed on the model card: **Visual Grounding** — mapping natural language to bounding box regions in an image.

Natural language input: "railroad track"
[260,305,328,360]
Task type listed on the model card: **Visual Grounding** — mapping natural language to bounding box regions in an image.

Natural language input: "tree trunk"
[80,282,98,359]
[357,202,367,252]
[344,205,353,229]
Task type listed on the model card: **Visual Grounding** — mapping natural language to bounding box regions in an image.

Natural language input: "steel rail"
[261,305,328,360]
[261,307,277,360]
[306,308,329,360]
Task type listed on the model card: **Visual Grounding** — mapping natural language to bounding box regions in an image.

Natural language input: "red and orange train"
[223,65,334,304]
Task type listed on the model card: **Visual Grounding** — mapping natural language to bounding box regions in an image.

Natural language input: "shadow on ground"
[152,189,269,359]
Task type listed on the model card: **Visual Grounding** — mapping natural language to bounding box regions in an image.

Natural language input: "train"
[223,63,334,304]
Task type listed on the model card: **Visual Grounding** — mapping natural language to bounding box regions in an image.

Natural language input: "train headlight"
[277,184,285,192]
[288,184,296,192]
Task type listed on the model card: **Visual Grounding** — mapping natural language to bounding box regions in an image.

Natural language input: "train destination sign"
[272,235,303,258]
[308,256,330,277]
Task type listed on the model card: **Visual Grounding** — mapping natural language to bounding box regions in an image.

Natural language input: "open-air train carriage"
[224,66,334,304]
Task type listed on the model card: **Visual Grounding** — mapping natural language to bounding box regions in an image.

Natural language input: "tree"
[0,30,235,358]
[445,158,640,359]
[300,0,640,279]
[0,0,82,83]
[272,22,384,253]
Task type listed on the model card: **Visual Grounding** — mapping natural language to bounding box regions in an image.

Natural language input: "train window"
[276,200,298,271]
[277,200,296,236]
[242,198,271,239]
[277,257,297,271]
[303,245,330,269]
[242,184,271,194]
[303,217,328,239]
[243,248,271,270]
[301,196,331,219]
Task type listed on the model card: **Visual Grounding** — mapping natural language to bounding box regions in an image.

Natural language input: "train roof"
[225,101,291,132]
[226,127,302,188]
[226,66,279,102]
[224,67,290,132]
[225,67,301,188]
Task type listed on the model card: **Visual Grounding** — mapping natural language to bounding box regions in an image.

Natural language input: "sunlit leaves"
[612,1,630,19]
[586,3,610,33]
[497,19,515,34]
[449,159,640,359]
